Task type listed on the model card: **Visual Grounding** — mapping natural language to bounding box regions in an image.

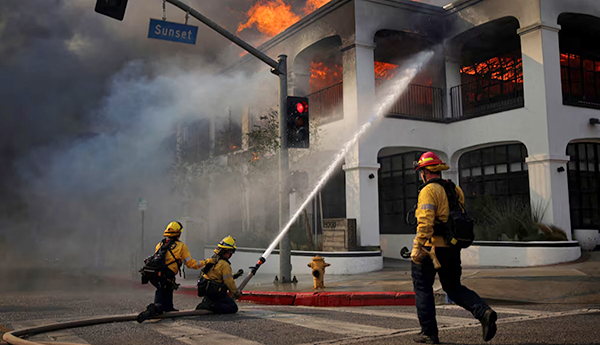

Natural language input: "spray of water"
[238,50,434,289]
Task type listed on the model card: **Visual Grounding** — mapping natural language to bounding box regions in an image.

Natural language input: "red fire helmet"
[414,152,444,170]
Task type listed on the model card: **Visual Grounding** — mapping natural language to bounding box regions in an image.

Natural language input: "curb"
[240,291,416,307]
[178,286,415,307]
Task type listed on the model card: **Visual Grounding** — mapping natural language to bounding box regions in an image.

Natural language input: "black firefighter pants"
[411,247,490,337]
[150,275,176,313]
[203,291,238,314]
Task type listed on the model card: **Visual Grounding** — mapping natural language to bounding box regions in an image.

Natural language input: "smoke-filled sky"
[0,0,282,269]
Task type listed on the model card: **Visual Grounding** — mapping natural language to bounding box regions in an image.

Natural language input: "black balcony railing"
[383,83,444,120]
[307,82,343,124]
[450,78,524,119]
[307,81,445,124]
[561,62,600,110]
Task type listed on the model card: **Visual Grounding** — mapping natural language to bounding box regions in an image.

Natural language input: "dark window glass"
[567,143,600,230]
[378,151,425,235]
[459,144,530,218]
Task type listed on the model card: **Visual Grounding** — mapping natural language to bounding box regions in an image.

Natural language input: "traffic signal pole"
[163,0,292,283]
[277,56,292,283]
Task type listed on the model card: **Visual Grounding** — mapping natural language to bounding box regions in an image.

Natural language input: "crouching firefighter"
[196,236,242,314]
[137,221,215,323]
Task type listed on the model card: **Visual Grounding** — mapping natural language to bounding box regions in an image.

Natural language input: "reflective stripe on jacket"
[154,240,207,275]
[415,181,465,247]
[203,259,238,295]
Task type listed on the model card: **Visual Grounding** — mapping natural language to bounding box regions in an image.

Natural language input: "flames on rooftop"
[237,0,330,37]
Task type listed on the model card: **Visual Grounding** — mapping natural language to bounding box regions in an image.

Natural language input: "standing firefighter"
[137,221,214,323]
[411,152,497,344]
[196,236,242,314]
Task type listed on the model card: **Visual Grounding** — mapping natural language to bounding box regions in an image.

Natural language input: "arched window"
[567,143,600,230]
[378,151,425,234]
[459,144,530,209]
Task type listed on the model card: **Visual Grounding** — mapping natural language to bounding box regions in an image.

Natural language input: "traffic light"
[286,96,309,148]
[95,0,128,21]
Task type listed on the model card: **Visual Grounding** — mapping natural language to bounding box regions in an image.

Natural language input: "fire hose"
[3,268,249,345]
[2,310,212,345]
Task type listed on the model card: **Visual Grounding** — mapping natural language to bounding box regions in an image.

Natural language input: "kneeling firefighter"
[196,236,242,314]
[137,221,215,323]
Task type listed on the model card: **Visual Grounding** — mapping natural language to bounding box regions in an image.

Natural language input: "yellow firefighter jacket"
[155,240,208,275]
[203,259,238,295]
[415,180,465,247]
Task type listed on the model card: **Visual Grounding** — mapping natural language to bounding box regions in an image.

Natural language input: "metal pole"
[141,210,145,258]
[165,0,281,74]
[278,55,291,283]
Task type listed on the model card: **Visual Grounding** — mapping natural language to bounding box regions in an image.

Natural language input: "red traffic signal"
[286,96,309,149]
[296,102,308,114]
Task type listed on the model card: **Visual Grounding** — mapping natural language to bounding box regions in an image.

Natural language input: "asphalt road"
[1,277,599,345]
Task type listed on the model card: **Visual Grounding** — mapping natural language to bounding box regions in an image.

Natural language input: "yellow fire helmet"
[214,235,236,254]
[163,221,183,237]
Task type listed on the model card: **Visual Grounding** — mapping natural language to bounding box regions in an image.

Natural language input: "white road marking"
[295,307,600,345]
[301,306,474,326]
[151,319,263,345]
[242,309,394,335]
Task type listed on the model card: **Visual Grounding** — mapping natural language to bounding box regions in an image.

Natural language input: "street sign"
[138,198,147,211]
[148,19,198,45]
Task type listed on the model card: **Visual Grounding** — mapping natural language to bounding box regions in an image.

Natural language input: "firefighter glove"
[411,239,428,264]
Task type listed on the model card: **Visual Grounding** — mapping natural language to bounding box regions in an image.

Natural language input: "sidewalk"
[175,251,600,306]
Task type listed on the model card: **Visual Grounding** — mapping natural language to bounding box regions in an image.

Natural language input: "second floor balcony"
[307,82,444,124]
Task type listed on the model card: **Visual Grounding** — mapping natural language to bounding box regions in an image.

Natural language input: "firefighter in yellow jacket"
[195,236,241,314]
[411,152,497,344]
[137,221,214,323]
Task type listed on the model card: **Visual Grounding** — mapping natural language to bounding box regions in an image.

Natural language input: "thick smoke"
[0,0,278,275]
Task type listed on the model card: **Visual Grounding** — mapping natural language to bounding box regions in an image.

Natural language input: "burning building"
[207,0,600,269]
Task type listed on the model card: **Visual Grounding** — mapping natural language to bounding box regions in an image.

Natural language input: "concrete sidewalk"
[175,251,600,306]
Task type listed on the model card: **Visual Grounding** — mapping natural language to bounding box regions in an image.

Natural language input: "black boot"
[137,303,158,323]
[481,308,498,342]
[413,332,440,344]
[195,298,213,311]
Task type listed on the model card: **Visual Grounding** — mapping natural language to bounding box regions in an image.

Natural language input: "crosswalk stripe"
[151,319,263,345]
[296,307,600,345]
[306,306,474,326]
[9,319,89,344]
[242,309,394,335]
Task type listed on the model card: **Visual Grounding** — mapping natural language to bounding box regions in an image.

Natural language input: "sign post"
[138,198,147,259]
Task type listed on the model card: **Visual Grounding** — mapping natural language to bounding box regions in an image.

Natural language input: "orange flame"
[309,61,343,93]
[304,0,330,14]
[460,56,523,82]
[236,0,300,37]
[374,61,399,80]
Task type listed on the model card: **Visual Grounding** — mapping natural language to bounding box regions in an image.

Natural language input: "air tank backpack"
[420,179,475,249]
[139,238,181,284]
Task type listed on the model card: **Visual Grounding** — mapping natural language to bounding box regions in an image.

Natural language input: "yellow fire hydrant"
[308,255,330,289]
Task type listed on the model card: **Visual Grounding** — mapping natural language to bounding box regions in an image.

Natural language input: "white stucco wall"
[205,248,383,275]
[461,242,581,267]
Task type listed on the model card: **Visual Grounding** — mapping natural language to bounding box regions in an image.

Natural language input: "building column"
[519,23,572,239]
[290,71,311,97]
[518,22,563,123]
[444,43,462,119]
[525,154,572,240]
[341,40,380,247]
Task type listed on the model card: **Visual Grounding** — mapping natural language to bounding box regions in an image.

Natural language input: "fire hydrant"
[308,255,330,289]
